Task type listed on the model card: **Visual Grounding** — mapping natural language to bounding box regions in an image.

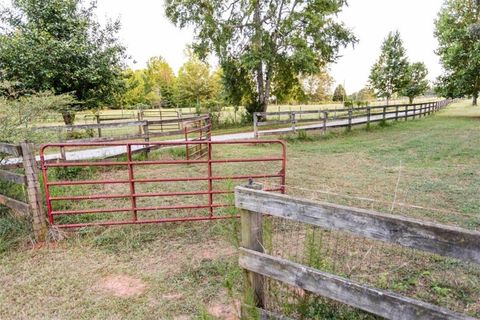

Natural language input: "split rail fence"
[34,114,211,143]
[0,143,47,241]
[253,99,453,137]
[236,185,479,320]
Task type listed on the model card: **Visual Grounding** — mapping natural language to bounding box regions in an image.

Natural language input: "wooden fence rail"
[0,142,47,241]
[32,115,211,144]
[253,99,453,138]
[235,185,479,320]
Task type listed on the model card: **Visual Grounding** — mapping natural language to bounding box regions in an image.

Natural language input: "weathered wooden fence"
[33,114,211,143]
[253,99,453,138]
[0,143,47,241]
[235,185,479,320]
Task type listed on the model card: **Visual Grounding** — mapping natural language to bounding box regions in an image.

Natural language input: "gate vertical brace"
[207,142,214,216]
[126,144,138,221]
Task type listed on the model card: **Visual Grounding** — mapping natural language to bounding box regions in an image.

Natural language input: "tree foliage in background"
[401,62,429,104]
[175,54,223,111]
[369,31,409,105]
[435,0,480,105]
[165,0,356,117]
[0,0,127,123]
[332,84,346,102]
[120,69,151,108]
[0,88,74,143]
[350,86,375,103]
[145,56,176,107]
[301,68,334,102]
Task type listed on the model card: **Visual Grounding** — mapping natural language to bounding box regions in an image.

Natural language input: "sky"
[2,0,446,93]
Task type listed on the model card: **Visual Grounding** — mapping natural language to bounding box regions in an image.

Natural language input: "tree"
[165,0,356,117]
[401,62,429,104]
[0,87,74,143]
[145,56,176,107]
[174,54,218,109]
[0,0,127,124]
[434,0,480,105]
[369,31,409,105]
[301,69,334,102]
[332,84,346,102]
[355,86,375,102]
[120,69,152,108]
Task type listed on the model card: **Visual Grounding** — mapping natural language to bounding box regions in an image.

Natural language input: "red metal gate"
[183,116,211,160]
[40,140,286,228]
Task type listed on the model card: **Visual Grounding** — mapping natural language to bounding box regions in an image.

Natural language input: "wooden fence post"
[253,113,259,139]
[382,106,386,121]
[95,114,102,137]
[413,105,416,120]
[366,107,371,126]
[137,110,144,135]
[322,111,328,135]
[240,181,265,318]
[405,105,408,121]
[143,122,150,159]
[21,142,48,242]
[348,109,352,130]
[395,106,399,121]
[291,112,296,133]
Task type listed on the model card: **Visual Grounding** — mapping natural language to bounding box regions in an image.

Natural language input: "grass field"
[0,100,479,319]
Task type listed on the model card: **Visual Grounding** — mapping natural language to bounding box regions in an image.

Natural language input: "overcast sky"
[2,0,445,93]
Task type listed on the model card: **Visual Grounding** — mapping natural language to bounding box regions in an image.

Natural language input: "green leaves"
[0,0,127,122]
[434,0,480,105]
[401,62,429,104]
[369,31,409,104]
[332,84,346,102]
[165,0,356,115]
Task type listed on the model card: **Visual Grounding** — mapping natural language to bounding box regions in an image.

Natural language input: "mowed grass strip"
[0,100,479,319]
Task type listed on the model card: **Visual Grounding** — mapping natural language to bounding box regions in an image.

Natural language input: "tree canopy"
[0,0,127,123]
[301,69,334,102]
[332,84,346,102]
[145,56,176,107]
[434,0,480,105]
[369,31,409,105]
[165,0,356,117]
[401,62,429,104]
[175,54,222,110]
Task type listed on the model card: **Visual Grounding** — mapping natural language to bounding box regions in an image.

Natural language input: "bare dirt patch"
[207,299,240,320]
[96,275,147,298]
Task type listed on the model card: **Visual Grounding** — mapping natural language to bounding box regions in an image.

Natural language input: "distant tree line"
[1,0,477,129]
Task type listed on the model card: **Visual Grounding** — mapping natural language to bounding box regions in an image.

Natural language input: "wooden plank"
[0,169,26,185]
[240,249,475,320]
[0,194,29,215]
[33,120,147,131]
[0,143,22,157]
[235,187,480,264]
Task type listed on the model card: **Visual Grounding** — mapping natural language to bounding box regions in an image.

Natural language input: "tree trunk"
[62,111,76,125]
[253,0,268,115]
[473,92,478,106]
[409,97,414,104]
